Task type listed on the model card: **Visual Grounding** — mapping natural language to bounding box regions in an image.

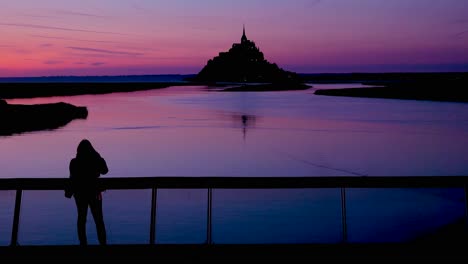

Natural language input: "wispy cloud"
[67,46,144,56]
[453,19,468,24]
[0,22,131,35]
[43,60,63,65]
[0,44,14,48]
[67,53,125,59]
[19,10,108,19]
[91,62,106,66]
[19,14,57,19]
[131,1,153,13]
[305,0,322,7]
[131,0,163,17]
[15,49,31,54]
[39,43,53,48]
[132,2,145,11]
[31,34,124,44]
[455,29,468,38]
[75,62,86,65]
[55,10,108,18]
[450,18,468,38]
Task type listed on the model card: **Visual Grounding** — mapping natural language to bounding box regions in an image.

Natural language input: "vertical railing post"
[10,189,23,247]
[150,188,157,245]
[464,185,468,228]
[340,187,347,243]
[206,188,213,245]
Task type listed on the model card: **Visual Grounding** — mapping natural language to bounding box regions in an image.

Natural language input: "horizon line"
[1,71,468,79]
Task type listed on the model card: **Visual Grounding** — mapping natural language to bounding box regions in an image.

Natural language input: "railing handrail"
[1,176,468,190]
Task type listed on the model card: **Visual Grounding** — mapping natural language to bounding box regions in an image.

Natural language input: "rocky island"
[0,99,88,136]
[190,26,310,91]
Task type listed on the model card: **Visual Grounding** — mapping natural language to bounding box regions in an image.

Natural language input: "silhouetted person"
[65,139,109,246]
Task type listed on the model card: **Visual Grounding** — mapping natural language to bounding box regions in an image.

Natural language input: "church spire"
[241,24,248,43]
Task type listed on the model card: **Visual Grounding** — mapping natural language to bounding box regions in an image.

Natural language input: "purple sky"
[0,0,467,77]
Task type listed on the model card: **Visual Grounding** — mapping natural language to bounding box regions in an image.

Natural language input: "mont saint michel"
[192,26,304,87]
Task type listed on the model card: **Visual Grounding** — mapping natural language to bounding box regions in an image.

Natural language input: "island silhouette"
[189,26,309,91]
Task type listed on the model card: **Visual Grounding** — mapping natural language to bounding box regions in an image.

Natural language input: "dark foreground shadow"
[0,99,88,136]
[2,243,468,262]
[4,210,466,262]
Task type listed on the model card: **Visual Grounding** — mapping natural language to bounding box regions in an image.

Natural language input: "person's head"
[76,139,98,159]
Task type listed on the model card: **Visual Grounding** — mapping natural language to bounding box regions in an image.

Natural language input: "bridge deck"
[2,176,467,261]
[2,243,468,262]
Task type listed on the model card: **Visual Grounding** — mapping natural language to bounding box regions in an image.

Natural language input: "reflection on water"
[229,114,257,142]
[241,115,257,142]
[0,191,15,246]
[1,84,468,244]
[1,188,465,245]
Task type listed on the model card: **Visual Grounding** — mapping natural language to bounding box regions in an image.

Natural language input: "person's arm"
[100,157,109,175]
[65,159,75,198]
[69,159,76,179]
[97,158,108,193]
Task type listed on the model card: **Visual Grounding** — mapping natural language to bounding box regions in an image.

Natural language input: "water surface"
[3,84,468,177]
[1,84,467,245]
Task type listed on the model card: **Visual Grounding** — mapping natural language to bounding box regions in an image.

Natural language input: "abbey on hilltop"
[192,26,302,84]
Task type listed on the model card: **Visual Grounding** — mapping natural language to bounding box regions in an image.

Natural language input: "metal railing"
[1,176,468,246]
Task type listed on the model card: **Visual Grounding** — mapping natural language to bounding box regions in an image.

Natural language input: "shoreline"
[314,86,468,103]
[0,82,191,99]
[310,72,468,103]
[0,81,312,99]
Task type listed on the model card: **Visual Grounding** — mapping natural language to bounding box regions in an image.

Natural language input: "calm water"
[1,84,468,245]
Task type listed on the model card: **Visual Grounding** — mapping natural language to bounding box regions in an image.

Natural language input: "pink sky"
[0,0,467,77]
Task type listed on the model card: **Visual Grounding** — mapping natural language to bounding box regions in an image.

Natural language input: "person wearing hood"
[65,139,109,246]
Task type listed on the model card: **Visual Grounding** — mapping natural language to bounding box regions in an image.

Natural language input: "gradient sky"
[0,0,467,77]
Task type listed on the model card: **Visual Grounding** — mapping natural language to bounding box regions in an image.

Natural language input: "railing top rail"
[1,176,468,191]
